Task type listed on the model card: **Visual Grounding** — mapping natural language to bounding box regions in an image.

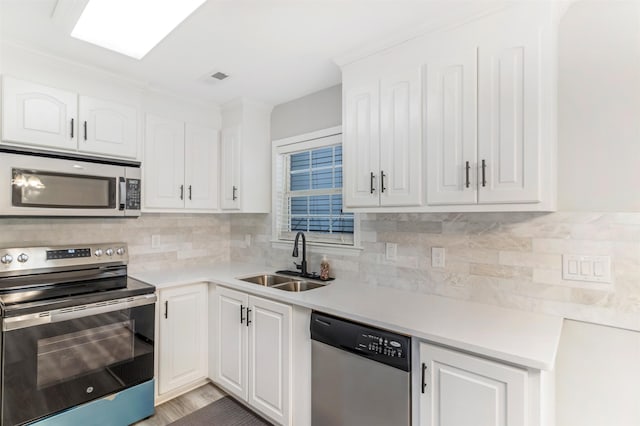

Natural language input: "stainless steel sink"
[237,274,328,292]
[271,280,326,292]
[238,274,291,286]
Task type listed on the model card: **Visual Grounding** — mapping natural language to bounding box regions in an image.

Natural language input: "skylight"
[71,0,206,60]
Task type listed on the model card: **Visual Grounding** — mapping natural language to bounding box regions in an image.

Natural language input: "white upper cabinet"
[343,80,380,207]
[425,44,478,205]
[220,99,272,213]
[340,3,559,212]
[144,114,219,211]
[220,125,241,210]
[2,77,139,159]
[185,124,220,210]
[144,115,186,209]
[343,66,422,209]
[477,12,545,205]
[79,95,137,159]
[2,76,78,151]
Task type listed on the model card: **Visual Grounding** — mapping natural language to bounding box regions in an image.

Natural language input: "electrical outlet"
[385,243,397,261]
[562,254,611,283]
[432,247,445,268]
[151,235,161,249]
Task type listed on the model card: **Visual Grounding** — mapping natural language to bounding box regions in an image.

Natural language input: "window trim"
[271,126,362,254]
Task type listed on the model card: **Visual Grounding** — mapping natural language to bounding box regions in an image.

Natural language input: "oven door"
[1,295,155,426]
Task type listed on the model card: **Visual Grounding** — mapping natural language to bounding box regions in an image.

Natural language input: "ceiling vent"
[211,72,229,81]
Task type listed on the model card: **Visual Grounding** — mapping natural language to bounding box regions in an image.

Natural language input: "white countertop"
[131,262,563,371]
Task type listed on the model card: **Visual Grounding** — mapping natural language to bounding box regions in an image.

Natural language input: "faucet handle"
[293,261,302,271]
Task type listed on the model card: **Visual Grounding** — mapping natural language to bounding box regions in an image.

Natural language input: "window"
[273,129,357,248]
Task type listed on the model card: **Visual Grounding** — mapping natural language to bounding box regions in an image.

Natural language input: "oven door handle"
[3,293,157,331]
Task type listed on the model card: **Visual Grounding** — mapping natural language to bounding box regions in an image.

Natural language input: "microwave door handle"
[119,177,126,211]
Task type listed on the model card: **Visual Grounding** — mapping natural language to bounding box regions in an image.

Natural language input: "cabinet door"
[220,126,241,210]
[158,283,208,395]
[419,342,527,426]
[379,68,422,206]
[477,23,542,204]
[343,81,380,207]
[216,287,249,400]
[185,124,219,210]
[1,76,77,151]
[144,114,185,209]
[426,47,478,205]
[79,96,137,159]
[248,296,291,425]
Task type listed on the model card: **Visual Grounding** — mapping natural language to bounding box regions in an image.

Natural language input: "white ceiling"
[0,0,508,107]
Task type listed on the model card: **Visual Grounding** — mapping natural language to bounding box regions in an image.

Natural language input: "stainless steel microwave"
[0,149,141,217]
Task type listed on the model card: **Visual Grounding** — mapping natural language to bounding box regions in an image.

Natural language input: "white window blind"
[275,142,354,245]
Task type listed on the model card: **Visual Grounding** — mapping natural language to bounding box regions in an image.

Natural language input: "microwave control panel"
[126,179,141,210]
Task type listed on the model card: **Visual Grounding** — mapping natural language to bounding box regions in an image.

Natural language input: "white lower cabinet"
[214,286,292,425]
[418,342,552,426]
[158,283,208,399]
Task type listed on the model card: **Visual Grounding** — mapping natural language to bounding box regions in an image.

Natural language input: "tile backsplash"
[0,214,230,274]
[2,211,637,330]
[231,212,640,330]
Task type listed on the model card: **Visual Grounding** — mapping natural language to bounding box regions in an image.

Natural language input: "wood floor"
[134,383,227,426]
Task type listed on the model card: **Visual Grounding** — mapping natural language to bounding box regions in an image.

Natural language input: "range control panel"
[310,311,411,371]
[0,243,128,275]
[46,248,92,260]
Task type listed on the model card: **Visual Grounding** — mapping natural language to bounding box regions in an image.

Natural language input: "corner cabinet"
[2,76,138,159]
[220,99,272,213]
[417,342,553,426]
[343,66,422,208]
[144,114,219,211]
[214,286,292,425]
[157,283,208,400]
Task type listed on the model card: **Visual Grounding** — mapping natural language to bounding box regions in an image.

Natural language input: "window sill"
[270,240,363,257]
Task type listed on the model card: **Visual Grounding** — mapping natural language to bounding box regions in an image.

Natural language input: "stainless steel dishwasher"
[310,311,411,426]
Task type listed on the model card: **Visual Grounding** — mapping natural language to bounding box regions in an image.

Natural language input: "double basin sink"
[237,273,328,292]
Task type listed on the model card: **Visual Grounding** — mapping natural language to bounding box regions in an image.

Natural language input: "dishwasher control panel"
[310,311,411,371]
[358,333,406,359]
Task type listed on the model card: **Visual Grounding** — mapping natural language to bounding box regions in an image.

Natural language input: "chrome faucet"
[292,231,308,277]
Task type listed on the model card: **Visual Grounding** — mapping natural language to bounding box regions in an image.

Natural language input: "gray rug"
[168,396,273,426]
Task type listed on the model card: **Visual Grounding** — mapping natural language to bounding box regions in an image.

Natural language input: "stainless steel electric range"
[0,243,156,426]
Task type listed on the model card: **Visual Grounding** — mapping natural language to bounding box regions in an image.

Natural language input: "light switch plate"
[432,247,445,268]
[385,243,397,261]
[562,254,611,283]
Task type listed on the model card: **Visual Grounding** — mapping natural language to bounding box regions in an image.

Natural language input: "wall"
[270,84,341,140]
[557,0,640,212]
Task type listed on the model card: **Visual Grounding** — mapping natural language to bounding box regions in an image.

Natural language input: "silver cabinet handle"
[180,185,184,200]
[380,171,386,193]
[164,300,168,319]
[83,121,88,141]
[188,185,192,200]
[70,118,74,138]
[232,186,238,201]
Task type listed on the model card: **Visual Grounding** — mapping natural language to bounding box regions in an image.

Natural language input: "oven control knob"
[105,248,114,256]
[17,253,28,263]
[1,254,13,264]
[116,247,125,256]
[94,249,103,257]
